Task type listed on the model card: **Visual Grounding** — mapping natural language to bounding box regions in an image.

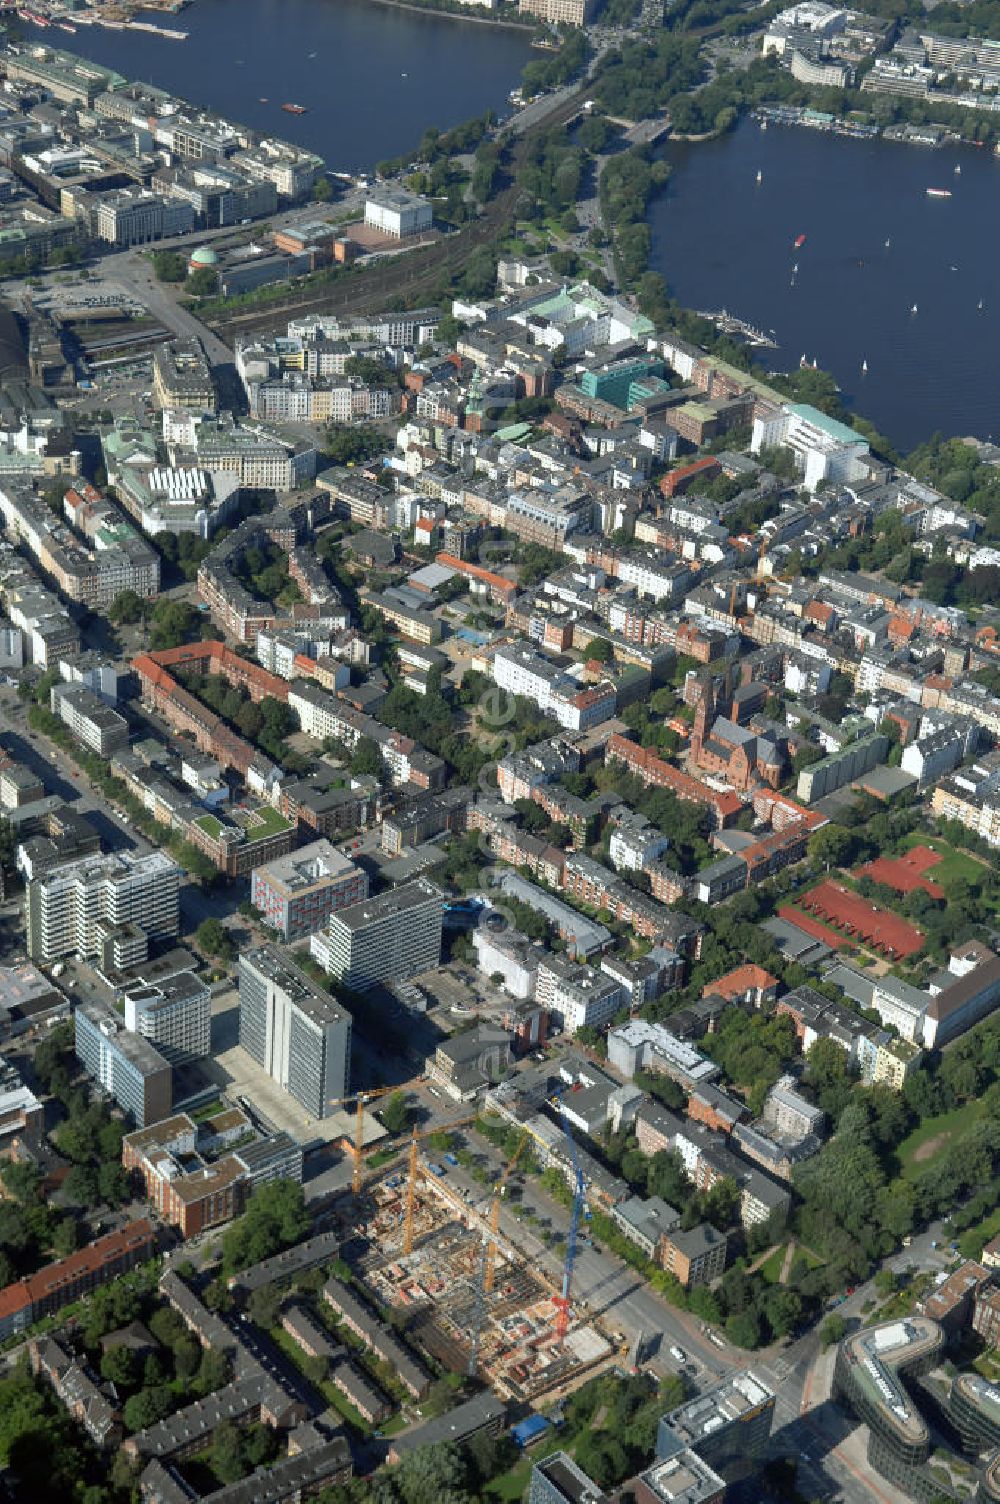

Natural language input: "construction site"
[328,1159,612,1404]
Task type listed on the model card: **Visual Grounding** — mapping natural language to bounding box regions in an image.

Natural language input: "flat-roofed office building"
[657,1371,775,1482]
[313,878,443,992]
[250,839,367,941]
[75,1004,171,1127]
[26,850,179,965]
[238,945,351,1118]
[122,970,211,1066]
[529,1452,608,1504]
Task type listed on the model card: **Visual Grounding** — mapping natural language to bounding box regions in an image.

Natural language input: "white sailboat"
[861,358,868,373]
[911,303,918,314]
[884,237,891,248]
[756,169,763,184]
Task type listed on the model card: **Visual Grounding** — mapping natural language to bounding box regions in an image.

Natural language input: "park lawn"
[897,1100,984,1181]
[485,1456,535,1501]
[760,1243,824,1285]
[759,1246,787,1284]
[956,1207,1000,1261]
[486,1425,594,1501]
[898,833,985,893]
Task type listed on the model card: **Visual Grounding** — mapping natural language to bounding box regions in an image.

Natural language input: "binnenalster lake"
[652,117,1000,452]
[19,0,533,169]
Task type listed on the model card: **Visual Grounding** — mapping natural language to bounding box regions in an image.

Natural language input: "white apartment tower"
[311,878,443,993]
[238,946,352,1119]
[26,851,180,965]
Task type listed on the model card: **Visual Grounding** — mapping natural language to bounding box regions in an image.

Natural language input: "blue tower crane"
[554,1097,589,1342]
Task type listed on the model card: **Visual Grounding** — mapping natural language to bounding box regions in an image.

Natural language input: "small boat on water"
[282,103,307,115]
[926,187,952,199]
[792,262,798,274]
[756,169,762,183]
[794,233,807,248]
[259,97,269,103]
[861,358,868,373]
[979,298,985,311]
[885,237,891,248]
[911,303,918,314]
[955,164,962,174]
[57,21,76,31]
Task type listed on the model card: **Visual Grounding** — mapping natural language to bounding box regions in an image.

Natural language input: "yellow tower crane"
[400,1115,479,1255]
[484,1134,530,1295]
[402,1127,420,1257]
[323,1084,407,1196]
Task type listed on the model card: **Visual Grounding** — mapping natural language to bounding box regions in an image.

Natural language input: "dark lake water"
[19,0,532,169]
[651,118,1000,452]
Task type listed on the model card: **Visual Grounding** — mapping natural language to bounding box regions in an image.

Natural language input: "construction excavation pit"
[330,1166,612,1402]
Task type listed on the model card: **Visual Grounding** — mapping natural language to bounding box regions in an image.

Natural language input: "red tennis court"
[855,845,945,900]
[796,880,925,959]
[777,904,850,953]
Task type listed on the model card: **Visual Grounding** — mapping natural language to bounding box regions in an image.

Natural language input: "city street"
[438,1131,735,1376]
[390,1130,956,1504]
[0,690,149,858]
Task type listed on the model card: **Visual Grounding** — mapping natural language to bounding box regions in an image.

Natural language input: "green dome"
[188,245,219,269]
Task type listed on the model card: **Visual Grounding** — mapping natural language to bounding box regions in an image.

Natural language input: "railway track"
[206,90,586,345]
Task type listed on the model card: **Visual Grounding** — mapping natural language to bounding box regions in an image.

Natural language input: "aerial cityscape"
[0,0,997,1501]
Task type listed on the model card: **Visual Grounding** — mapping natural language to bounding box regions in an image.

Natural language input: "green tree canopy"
[221,1181,311,1274]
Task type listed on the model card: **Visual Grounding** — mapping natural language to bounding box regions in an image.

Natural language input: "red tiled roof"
[24,1219,154,1305]
[435,552,517,598]
[705,964,780,1000]
[0,1282,30,1322]
[0,1220,154,1326]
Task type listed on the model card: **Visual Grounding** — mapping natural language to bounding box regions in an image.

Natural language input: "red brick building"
[606,734,742,828]
[0,1221,155,1341]
[660,456,721,498]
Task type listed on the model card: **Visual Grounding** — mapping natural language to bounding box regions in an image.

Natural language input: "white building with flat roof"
[608,1019,719,1085]
[250,840,367,941]
[312,878,443,992]
[751,403,870,493]
[364,187,432,240]
[472,925,541,1001]
[123,970,211,1066]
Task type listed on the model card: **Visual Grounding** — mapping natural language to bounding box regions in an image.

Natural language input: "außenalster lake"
[17,6,1000,449]
[20,0,532,169]
[653,118,1000,452]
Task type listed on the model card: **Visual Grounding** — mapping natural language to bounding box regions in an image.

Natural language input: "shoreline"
[640,106,991,450]
[356,0,534,31]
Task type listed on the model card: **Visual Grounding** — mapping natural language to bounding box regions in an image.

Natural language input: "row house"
[489,826,566,888]
[605,734,743,827]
